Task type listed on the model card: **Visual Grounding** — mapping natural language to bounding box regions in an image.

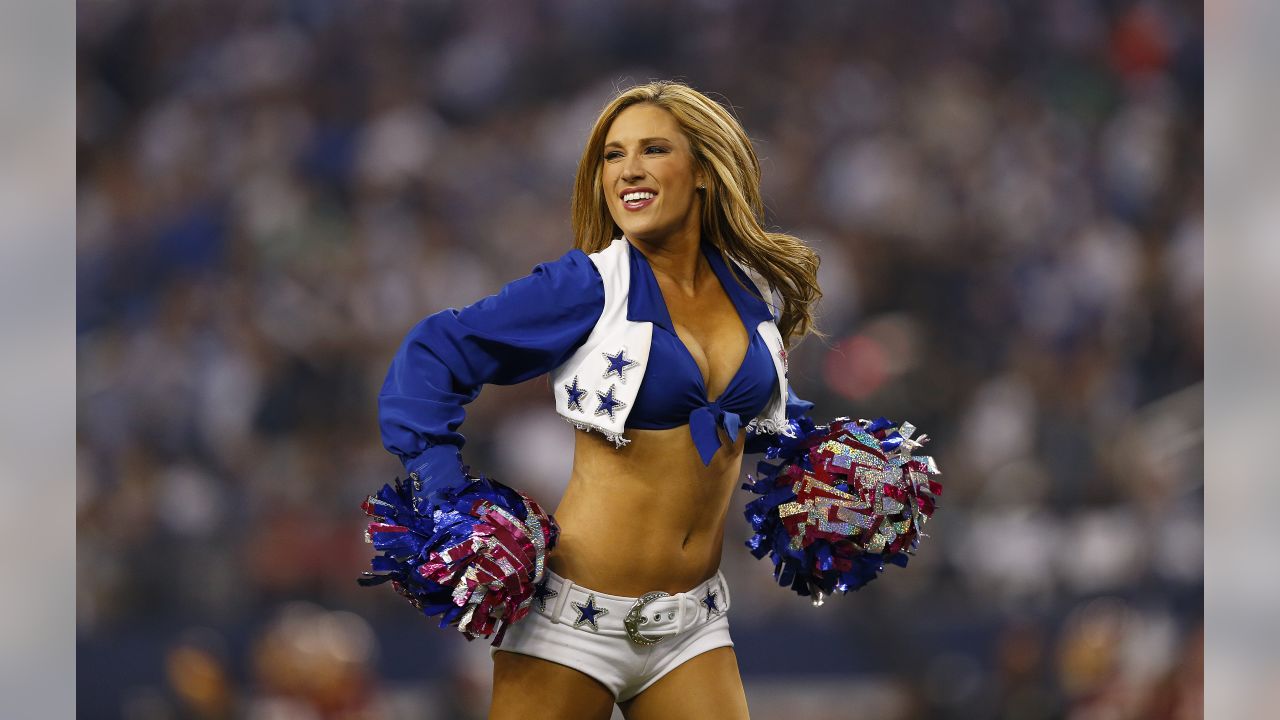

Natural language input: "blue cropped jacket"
[378,238,809,496]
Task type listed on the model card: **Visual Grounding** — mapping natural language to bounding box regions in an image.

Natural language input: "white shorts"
[491,569,734,702]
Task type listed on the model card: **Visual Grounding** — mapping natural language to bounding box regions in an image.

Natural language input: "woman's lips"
[620,188,657,211]
[622,196,655,211]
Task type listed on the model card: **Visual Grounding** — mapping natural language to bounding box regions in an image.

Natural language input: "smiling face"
[601,103,705,245]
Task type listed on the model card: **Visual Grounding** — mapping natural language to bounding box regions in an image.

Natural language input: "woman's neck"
[629,229,707,294]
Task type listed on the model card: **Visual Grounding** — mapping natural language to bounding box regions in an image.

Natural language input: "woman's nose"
[620,154,645,181]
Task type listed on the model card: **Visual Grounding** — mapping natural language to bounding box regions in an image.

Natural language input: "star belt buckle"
[624,591,671,646]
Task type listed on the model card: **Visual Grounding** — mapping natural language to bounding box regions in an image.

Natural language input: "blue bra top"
[624,241,777,462]
[378,240,781,494]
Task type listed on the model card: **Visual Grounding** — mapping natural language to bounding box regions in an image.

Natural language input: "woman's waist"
[549,425,742,594]
[546,501,728,596]
[546,536,724,597]
[558,441,739,541]
[575,423,747,476]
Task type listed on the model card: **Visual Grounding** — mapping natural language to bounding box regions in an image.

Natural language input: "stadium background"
[77,1,1203,718]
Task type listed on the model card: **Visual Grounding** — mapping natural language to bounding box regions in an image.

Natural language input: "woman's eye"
[644,145,668,154]
[604,150,623,161]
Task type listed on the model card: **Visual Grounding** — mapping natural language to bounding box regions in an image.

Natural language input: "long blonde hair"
[571,81,821,346]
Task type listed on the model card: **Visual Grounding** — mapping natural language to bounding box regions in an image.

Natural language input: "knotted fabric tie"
[689,400,741,466]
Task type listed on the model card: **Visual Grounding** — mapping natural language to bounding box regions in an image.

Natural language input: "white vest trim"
[551,238,789,447]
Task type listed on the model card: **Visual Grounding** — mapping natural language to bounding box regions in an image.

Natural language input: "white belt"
[532,569,731,645]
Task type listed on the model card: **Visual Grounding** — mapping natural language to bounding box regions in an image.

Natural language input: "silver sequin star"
[533,577,558,612]
[564,375,586,412]
[571,594,609,631]
[595,385,626,420]
[602,348,640,382]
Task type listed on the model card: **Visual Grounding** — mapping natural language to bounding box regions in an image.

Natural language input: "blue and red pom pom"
[359,472,558,646]
[742,416,942,604]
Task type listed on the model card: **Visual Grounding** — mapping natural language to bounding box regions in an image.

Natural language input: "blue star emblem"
[571,594,609,631]
[533,576,558,612]
[595,385,626,420]
[602,348,639,382]
[564,375,586,413]
[702,589,720,614]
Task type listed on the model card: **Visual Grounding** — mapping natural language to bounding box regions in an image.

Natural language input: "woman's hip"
[491,568,735,701]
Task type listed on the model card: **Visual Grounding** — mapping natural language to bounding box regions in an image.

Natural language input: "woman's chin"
[617,223,658,242]
[621,228,657,242]
[617,221,688,244]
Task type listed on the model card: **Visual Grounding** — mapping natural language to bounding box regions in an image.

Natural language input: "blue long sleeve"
[378,249,604,495]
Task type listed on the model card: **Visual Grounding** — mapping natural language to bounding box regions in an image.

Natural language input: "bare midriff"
[547,424,745,597]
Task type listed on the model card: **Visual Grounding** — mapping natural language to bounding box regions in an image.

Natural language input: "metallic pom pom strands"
[742,416,942,604]
[358,472,559,646]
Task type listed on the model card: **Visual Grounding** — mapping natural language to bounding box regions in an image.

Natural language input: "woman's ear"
[693,161,708,191]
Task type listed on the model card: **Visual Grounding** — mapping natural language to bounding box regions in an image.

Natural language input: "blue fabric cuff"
[405,444,468,496]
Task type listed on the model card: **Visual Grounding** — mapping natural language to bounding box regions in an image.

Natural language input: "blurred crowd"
[78,0,1202,718]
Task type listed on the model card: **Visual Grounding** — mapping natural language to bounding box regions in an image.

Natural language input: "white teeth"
[622,191,655,202]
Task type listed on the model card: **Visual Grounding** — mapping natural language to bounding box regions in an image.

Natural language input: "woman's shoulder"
[503,246,602,293]
[577,237,629,270]
[455,246,605,323]
[573,238,634,298]
[536,246,598,276]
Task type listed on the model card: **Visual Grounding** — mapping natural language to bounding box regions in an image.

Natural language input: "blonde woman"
[378,81,820,719]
